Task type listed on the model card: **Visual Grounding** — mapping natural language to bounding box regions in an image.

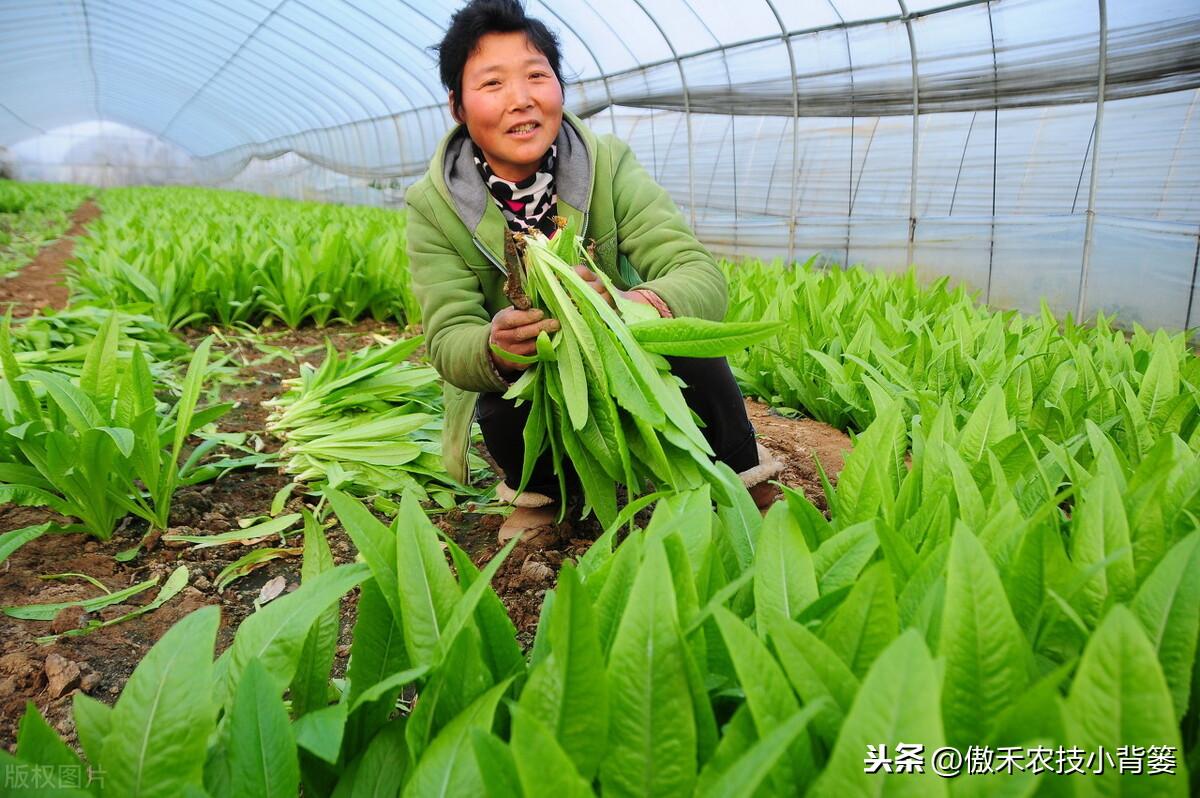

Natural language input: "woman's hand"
[574,265,620,307]
[574,265,670,317]
[490,306,560,374]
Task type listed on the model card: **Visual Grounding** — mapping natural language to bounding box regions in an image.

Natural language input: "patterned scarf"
[473,143,558,238]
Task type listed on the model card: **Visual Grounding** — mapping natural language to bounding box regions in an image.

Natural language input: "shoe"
[747,480,782,514]
[495,481,564,546]
[739,443,785,516]
[498,504,563,547]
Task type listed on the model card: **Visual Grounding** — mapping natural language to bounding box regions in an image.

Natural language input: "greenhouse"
[0,0,1198,794]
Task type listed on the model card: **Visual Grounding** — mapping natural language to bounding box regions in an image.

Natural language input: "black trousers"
[477,355,759,500]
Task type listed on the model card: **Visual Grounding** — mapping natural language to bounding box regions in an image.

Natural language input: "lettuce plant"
[67,187,418,330]
[0,312,229,540]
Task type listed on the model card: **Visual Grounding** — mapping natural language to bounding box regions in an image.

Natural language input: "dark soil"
[0,323,388,750]
[0,310,853,751]
[0,199,100,317]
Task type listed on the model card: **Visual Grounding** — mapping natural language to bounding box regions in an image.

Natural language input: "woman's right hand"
[489,306,560,373]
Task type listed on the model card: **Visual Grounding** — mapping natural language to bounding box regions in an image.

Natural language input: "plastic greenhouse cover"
[0,0,1198,332]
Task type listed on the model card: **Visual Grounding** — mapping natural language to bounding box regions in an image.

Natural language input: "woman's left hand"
[573,264,656,310]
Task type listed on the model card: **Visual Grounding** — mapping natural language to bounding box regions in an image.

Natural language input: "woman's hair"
[434,0,566,111]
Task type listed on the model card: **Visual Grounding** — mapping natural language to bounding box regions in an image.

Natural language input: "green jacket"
[405,110,727,483]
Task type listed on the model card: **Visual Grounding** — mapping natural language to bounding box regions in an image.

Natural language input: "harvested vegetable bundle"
[499,223,782,526]
[7,305,187,379]
[266,334,483,505]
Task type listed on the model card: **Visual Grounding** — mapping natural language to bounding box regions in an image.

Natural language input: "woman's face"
[452,31,563,183]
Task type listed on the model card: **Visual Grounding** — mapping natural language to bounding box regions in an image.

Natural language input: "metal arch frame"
[157,0,292,138]
[226,3,381,171]
[8,0,1167,280]
[1076,0,1108,321]
[825,0,855,268]
[276,0,429,181]
[273,0,449,109]
[291,0,453,162]
[573,0,663,172]
[762,0,800,264]
[984,0,999,304]
[192,12,374,169]
[897,0,921,269]
[626,0,696,231]
[561,0,994,94]
[79,0,102,121]
[534,3,619,133]
[324,0,445,106]
[189,0,998,176]
[683,3,739,251]
[193,102,448,179]
[6,0,1002,164]
[143,0,441,160]
[373,0,462,162]
[196,0,644,177]
[50,2,373,156]
[0,13,235,138]
[0,44,221,153]
[334,0,450,168]
[155,0,378,165]
[103,23,344,157]
[933,13,999,282]
[40,35,272,149]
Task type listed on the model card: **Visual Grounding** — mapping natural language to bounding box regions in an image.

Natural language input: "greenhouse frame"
[2,0,1197,328]
[2,1,1200,796]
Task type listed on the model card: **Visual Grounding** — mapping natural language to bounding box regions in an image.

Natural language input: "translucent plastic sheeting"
[220,151,403,206]
[1094,91,1200,224]
[4,120,194,187]
[570,0,1200,117]
[988,217,1088,316]
[1087,218,1197,331]
[1,0,1199,331]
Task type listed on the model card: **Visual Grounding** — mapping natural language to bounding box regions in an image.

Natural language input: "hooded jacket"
[405,110,727,482]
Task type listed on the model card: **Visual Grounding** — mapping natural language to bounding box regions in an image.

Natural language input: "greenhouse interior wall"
[1,0,1197,331]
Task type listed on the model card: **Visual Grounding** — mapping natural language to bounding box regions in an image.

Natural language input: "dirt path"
[0,198,101,317]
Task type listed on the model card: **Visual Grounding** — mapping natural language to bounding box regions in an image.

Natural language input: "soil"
[0,210,855,750]
[0,323,388,751]
[0,199,100,317]
[744,398,853,513]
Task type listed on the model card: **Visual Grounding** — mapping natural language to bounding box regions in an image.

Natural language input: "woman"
[407,0,781,542]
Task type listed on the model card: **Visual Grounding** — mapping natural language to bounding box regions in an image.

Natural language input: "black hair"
[434,0,566,114]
